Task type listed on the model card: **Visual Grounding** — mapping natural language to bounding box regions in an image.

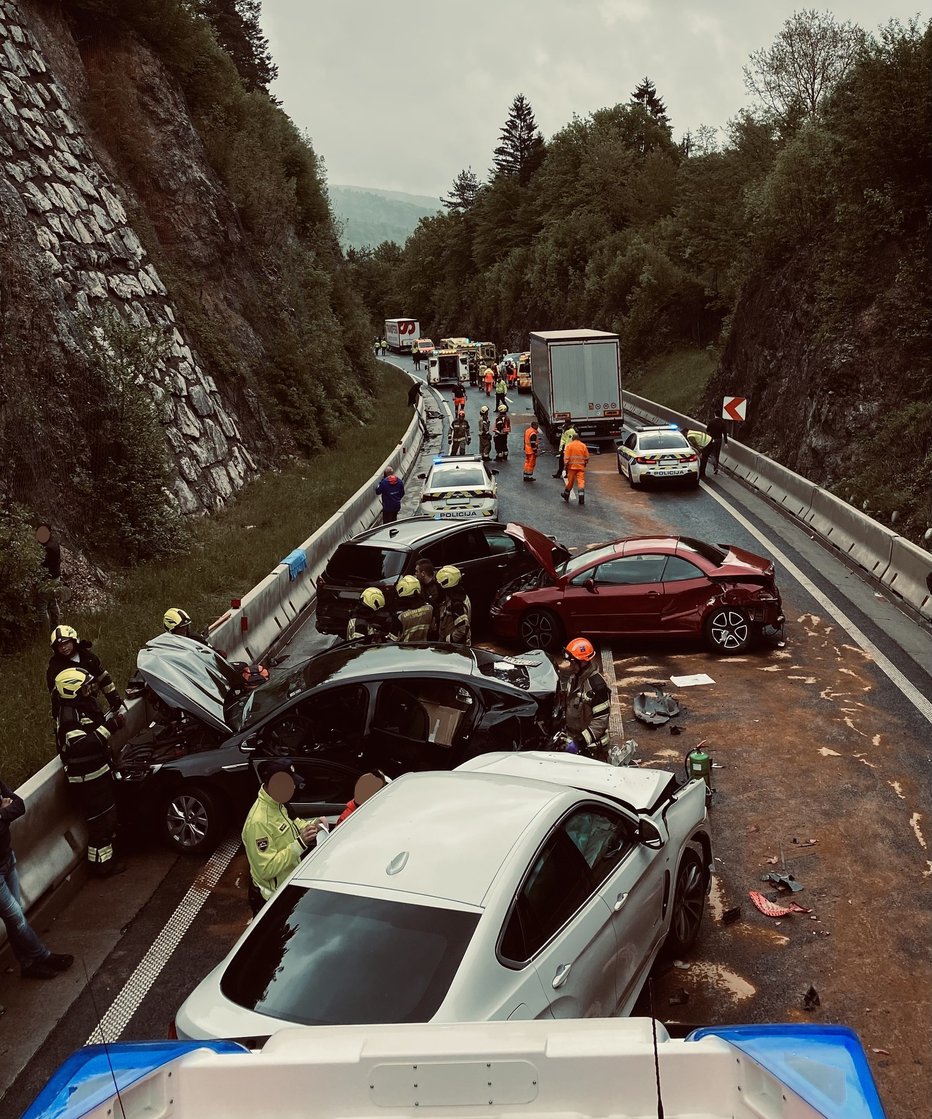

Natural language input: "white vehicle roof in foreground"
[457,750,676,812]
[29,1016,886,1119]
[294,771,562,907]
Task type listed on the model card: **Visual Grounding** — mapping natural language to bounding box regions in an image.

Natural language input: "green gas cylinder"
[685,742,712,788]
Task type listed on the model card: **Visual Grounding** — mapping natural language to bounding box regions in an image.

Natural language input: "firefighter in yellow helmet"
[163,608,210,645]
[54,667,124,877]
[46,624,124,722]
[435,565,472,644]
[346,587,399,644]
[557,638,610,758]
[393,574,433,642]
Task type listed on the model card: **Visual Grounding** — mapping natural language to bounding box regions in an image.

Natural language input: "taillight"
[684,453,698,462]
[476,490,494,499]
[636,456,657,465]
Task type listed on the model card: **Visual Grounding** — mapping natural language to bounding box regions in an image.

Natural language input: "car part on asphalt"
[748,891,812,917]
[633,686,681,725]
[761,872,804,893]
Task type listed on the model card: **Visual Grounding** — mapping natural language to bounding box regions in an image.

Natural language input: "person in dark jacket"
[0,776,74,979]
[46,625,124,722]
[448,414,471,456]
[435,565,472,644]
[700,417,729,478]
[375,467,405,524]
[346,587,399,644]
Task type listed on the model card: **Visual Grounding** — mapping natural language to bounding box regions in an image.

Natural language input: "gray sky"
[261,1,926,200]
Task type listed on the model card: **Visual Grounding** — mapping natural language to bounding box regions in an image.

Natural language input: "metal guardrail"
[623,391,932,621]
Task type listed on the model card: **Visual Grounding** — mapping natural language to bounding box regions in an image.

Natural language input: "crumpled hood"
[136,634,234,734]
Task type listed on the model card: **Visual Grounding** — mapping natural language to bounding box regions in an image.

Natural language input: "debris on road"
[633,685,681,725]
[607,739,637,766]
[761,871,805,893]
[669,988,690,1006]
[722,906,742,925]
[749,890,813,917]
[803,985,821,1011]
[670,724,682,735]
[672,959,691,970]
[670,673,715,687]
[792,837,818,847]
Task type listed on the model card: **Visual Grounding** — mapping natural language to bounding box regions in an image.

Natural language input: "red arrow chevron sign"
[722,396,747,422]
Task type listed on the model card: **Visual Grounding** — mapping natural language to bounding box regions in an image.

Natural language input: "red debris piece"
[749,890,813,917]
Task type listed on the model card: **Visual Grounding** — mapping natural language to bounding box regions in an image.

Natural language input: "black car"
[116,634,562,854]
[315,517,570,637]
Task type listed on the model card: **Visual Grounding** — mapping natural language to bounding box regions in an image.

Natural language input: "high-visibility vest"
[524,427,539,455]
[564,438,589,470]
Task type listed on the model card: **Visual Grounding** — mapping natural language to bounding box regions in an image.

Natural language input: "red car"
[490,535,784,654]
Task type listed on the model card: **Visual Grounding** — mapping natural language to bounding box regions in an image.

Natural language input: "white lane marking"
[599,642,626,744]
[85,837,240,1044]
[702,482,932,725]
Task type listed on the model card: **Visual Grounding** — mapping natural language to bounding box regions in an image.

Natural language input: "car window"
[560,545,617,579]
[564,808,635,886]
[483,528,517,556]
[327,543,406,583]
[258,685,368,755]
[592,555,667,585]
[638,432,689,451]
[625,434,638,450]
[430,467,487,489]
[661,555,705,582]
[220,886,479,1025]
[678,538,726,566]
[448,527,490,560]
[371,679,475,748]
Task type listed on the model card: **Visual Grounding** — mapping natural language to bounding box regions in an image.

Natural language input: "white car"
[174,752,711,1043]
[419,455,499,520]
[616,425,700,488]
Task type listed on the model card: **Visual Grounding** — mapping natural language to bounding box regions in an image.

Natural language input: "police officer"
[435,565,472,644]
[54,667,124,877]
[493,404,511,460]
[494,373,508,409]
[346,587,399,644]
[393,574,433,642]
[243,760,324,913]
[558,638,611,758]
[47,625,124,722]
[163,608,210,645]
[448,412,471,456]
[523,420,540,481]
[478,404,492,461]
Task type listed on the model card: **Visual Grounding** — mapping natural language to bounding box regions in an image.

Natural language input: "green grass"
[627,348,717,419]
[0,365,412,788]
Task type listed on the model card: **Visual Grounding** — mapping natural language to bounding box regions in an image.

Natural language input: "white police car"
[419,455,499,519]
[616,425,700,488]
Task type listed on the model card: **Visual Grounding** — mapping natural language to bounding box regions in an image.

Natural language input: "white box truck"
[427,348,469,386]
[385,318,420,353]
[529,328,624,444]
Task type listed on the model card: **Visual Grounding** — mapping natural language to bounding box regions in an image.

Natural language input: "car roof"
[348,518,509,550]
[295,770,565,907]
[281,642,486,692]
[429,455,485,467]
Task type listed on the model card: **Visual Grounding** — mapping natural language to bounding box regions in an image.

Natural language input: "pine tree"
[196,0,279,93]
[442,168,482,213]
[491,94,545,186]
[631,77,669,126]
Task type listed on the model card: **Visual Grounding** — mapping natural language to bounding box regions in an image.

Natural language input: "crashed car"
[490,535,784,654]
[116,635,562,854]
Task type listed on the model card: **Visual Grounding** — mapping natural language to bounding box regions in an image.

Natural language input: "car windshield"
[638,431,689,450]
[326,543,406,583]
[220,885,479,1026]
[678,537,727,566]
[430,467,487,489]
[557,544,618,578]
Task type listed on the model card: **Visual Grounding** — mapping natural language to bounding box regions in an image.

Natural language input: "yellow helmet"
[164,608,192,633]
[360,587,386,611]
[51,624,78,646]
[395,574,422,599]
[436,565,462,589]
[55,666,92,700]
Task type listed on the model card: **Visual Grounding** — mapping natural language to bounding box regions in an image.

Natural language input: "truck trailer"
[529,328,624,445]
[385,318,420,353]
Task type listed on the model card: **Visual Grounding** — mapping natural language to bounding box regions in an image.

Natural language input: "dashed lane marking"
[85,836,240,1045]
[702,482,932,726]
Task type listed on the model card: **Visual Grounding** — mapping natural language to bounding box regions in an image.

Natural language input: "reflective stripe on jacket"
[396,602,433,643]
[564,438,589,471]
[563,663,611,751]
[242,785,311,901]
[524,427,539,455]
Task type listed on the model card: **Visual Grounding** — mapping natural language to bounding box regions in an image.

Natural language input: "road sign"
[723,396,747,422]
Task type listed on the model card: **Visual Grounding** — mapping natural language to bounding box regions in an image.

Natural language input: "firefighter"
[558,637,611,758]
[448,412,471,456]
[478,404,492,461]
[346,587,399,644]
[523,420,540,481]
[493,404,511,460]
[483,366,494,396]
[163,608,210,645]
[435,565,472,644]
[494,372,508,409]
[54,667,124,877]
[393,574,433,642]
[561,432,590,506]
[46,625,124,722]
[552,422,576,478]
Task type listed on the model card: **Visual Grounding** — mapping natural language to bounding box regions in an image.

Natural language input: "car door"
[498,817,618,1019]
[367,677,480,775]
[659,554,714,633]
[568,554,667,633]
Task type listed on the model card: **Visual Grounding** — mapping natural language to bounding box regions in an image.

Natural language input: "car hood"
[506,522,568,580]
[136,634,234,734]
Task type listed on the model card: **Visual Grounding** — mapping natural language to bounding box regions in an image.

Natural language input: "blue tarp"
[282,547,308,581]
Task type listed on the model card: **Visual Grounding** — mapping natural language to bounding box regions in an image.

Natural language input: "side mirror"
[491,469,500,476]
[584,578,597,594]
[417,472,427,480]
[238,734,258,754]
[637,818,665,849]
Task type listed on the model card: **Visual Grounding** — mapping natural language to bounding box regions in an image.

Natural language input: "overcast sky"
[261,1,926,200]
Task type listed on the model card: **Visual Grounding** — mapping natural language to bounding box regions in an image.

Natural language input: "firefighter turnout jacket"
[437,590,472,644]
[47,643,122,718]
[242,785,313,902]
[561,661,611,755]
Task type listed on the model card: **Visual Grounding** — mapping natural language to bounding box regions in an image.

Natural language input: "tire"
[519,609,564,653]
[627,467,638,488]
[663,844,708,957]
[161,784,226,854]
[703,606,752,654]
[616,456,623,476]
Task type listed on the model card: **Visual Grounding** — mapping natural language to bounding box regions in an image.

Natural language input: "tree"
[196,0,278,93]
[631,77,669,126]
[743,9,864,123]
[491,94,545,185]
[442,167,482,213]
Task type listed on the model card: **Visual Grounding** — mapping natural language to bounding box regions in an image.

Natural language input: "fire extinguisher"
[685,740,713,804]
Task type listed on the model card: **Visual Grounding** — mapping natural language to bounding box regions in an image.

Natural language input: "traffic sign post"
[723,396,747,422]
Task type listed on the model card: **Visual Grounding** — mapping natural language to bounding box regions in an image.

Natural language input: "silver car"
[419,455,499,520]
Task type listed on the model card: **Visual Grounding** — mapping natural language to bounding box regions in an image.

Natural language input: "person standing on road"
[1,775,75,980]
[557,638,611,758]
[393,575,434,642]
[380,339,388,356]
[552,423,576,478]
[448,413,471,456]
[375,467,405,524]
[523,420,540,481]
[243,760,326,913]
[346,587,399,644]
[478,404,492,462]
[435,565,472,644]
[54,667,125,878]
[494,404,511,461]
[483,366,494,396]
[700,417,729,478]
[494,373,508,410]
[46,625,124,722]
[452,382,466,417]
[561,433,590,506]
[413,349,422,372]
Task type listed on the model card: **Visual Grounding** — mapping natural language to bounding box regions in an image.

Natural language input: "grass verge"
[1,364,413,788]
[628,348,717,419]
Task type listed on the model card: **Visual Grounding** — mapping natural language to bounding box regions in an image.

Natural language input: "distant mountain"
[330,185,440,250]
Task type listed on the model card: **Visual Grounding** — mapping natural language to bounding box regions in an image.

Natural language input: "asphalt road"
[3,359,930,1118]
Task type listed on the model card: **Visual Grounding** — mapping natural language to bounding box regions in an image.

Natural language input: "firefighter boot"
[578,492,585,506]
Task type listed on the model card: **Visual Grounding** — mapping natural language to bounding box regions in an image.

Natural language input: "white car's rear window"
[430,468,487,489]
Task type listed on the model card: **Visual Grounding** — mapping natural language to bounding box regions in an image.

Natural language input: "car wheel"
[519,609,564,653]
[664,844,708,957]
[627,466,638,488]
[616,457,623,476]
[161,785,226,854]
[703,606,752,654]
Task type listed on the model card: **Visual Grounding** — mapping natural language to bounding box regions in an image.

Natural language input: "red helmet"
[565,637,596,663]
